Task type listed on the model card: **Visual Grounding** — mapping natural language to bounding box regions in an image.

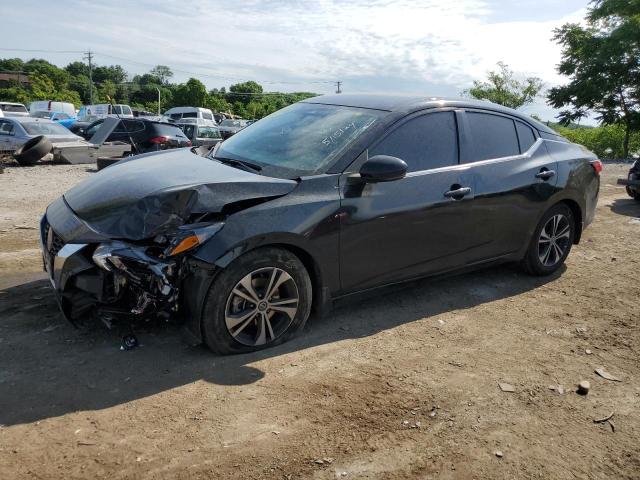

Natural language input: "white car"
[0,102,29,117]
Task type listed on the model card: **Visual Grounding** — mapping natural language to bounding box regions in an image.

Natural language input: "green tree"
[0,58,25,72]
[149,65,173,85]
[548,0,640,158]
[228,81,263,105]
[465,62,544,109]
[173,78,207,106]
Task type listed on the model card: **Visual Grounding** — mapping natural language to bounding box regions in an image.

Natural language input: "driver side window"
[370,111,458,172]
[0,121,15,135]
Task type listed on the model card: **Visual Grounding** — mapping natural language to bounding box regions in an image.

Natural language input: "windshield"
[1,104,28,113]
[198,126,221,139]
[22,121,72,135]
[31,111,54,119]
[215,103,384,177]
[220,119,241,127]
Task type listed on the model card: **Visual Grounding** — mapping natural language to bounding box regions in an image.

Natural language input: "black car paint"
[78,118,190,152]
[62,150,297,240]
[41,95,599,342]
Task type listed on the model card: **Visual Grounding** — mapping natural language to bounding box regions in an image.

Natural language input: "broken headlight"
[163,222,224,257]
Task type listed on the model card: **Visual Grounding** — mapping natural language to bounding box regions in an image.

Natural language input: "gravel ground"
[0,162,638,479]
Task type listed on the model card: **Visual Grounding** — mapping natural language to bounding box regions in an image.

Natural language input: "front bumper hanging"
[40,216,185,327]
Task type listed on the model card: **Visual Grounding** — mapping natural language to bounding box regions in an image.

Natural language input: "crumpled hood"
[63,149,297,240]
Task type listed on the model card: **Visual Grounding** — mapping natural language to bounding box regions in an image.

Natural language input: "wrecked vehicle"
[617,158,640,201]
[41,94,600,354]
[0,116,84,164]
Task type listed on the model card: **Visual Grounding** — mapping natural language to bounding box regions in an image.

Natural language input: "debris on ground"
[577,380,591,395]
[595,368,622,382]
[498,382,516,393]
[549,385,565,395]
[585,349,592,355]
[593,412,614,423]
[120,334,139,351]
[495,450,504,458]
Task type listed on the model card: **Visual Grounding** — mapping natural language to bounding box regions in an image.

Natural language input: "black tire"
[201,247,312,355]
[522,203,575,276]
[625,173,640,201]
[96,157,123,171]
[13,136,52,166]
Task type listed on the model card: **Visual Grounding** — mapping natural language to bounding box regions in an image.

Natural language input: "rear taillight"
[591,159,603,175]
[149,136,169,144]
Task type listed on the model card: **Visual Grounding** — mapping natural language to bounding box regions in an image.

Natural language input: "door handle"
[444,186,471,199]
[535,169,556,180]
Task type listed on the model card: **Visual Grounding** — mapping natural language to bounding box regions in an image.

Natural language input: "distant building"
[0,72,30,88]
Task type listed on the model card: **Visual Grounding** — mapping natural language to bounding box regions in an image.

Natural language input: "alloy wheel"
[538,214,571,267]
[224,267,299,346]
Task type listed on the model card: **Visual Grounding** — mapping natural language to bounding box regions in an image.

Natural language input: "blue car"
[30,111,76,129]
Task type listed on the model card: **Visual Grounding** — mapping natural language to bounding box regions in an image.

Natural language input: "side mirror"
[359,155,407,182]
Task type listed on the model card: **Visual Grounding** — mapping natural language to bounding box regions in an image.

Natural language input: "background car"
[176,122,222,148]
[0,116,82,156]
[164,107,216,126]
[77,118,191,153]
[217,119,250,139]
[0,102,29,117]
[618,159,640,201]
[30,111,76,129]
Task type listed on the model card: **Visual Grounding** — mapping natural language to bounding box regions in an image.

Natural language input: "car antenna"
[107,95,140,154]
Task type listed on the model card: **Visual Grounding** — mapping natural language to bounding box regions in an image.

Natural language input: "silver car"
[0,117,83,155]
[176,122,223,148]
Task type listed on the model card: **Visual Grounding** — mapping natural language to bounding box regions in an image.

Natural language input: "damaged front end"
[40,149,298,331]
[41,205,222,329]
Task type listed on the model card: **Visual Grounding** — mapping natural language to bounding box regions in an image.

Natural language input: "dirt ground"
[0,161,638,480]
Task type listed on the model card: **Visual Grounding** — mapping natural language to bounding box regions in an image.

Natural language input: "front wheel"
[522,204,575,276]
[200,247,312,355]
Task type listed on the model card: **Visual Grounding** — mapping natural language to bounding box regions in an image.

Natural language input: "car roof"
[302,94,556,134]
[3,116,56,124]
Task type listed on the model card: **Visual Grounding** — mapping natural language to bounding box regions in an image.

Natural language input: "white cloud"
[4,0,590,119]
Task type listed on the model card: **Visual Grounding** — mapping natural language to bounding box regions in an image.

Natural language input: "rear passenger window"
[371,111,458,172]
[465,112,519,162]
[516,121,536,152]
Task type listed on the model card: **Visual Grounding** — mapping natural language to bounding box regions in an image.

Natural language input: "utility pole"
[84,50,94,104]
[335,81,342,94]
[156,87,161,116]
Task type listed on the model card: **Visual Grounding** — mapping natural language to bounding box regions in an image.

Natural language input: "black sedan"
[40,94,600,354]
[77,118,191,153]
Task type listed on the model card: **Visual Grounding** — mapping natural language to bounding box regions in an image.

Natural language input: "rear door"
[460,110,558,260]
[339,110,478,293]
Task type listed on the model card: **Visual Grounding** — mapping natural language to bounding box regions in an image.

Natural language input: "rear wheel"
[201,247,312,355]
[522,204,575,276]
[625,172,640,201]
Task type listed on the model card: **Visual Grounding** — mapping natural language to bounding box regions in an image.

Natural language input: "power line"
[0,48,84,54]
[93,51,336,86]
[0,47,342,94]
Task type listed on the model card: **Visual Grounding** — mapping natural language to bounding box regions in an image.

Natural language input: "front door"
[338,110,478,293]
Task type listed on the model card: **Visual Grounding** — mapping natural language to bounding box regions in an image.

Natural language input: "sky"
[1,0,591,122]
